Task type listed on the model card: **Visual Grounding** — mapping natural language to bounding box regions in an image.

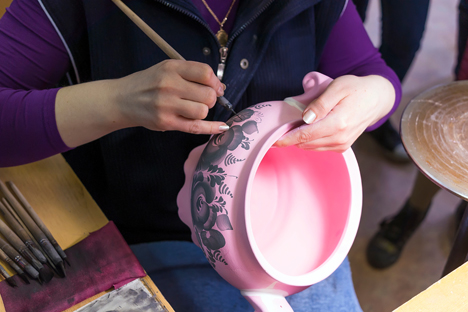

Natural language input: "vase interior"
[249,145,351,277]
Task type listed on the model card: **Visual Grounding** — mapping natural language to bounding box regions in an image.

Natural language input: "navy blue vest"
[41,0,345,244]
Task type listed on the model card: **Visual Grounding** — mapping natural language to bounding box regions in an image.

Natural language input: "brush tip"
[38,267,54,283]
[19,273,30,284]
[64,258,71,267]
[6,277,17,287]
[58,261,66,278]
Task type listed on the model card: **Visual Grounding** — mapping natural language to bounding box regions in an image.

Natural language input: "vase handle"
[241,290,294,312]
[285,72,333,110]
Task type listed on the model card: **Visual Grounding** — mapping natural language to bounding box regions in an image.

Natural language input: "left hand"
[274,75,395,152]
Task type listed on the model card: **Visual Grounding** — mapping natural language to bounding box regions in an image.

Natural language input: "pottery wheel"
[401,81,468,201]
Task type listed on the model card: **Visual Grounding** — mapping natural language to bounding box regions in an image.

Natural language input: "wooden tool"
[7,181,69,267]
[0,236,40,283]
[0,200,54,283]
[0,180,64,278]
[111,0,237,115]
[0,248,29,284]
[0,198,46,264]
[0,263,16,288]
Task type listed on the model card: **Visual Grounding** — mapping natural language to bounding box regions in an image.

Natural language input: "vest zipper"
[217,47,228,80]
[154,0,275,81]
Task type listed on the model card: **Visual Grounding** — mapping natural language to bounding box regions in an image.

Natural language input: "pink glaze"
[177,72,362,312]
[249,146,351,276]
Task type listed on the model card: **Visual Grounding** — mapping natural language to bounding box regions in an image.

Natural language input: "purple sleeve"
[0,0,71,167]
[318,0,402,131]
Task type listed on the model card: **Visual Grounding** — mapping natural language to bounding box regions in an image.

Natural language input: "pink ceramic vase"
[177,72,362,312]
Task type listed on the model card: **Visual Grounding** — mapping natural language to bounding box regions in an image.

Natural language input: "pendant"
[216,29,229,47]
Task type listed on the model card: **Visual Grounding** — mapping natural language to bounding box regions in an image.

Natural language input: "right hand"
[114,59,229,134]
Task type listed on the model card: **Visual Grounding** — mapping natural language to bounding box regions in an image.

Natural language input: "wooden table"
[0,155,174,312]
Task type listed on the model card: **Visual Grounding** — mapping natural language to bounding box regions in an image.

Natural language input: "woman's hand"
[274,75,395,152]
[114,59,228,133]
[56,60,229,148]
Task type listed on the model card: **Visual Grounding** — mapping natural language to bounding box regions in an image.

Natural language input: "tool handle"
[0,199,48,264]
[112,0,185,60]
[7,182,64,263]
[0,249,24,274]
[0,238,39,279]
[0,263,11,278]
[0,181,48,246]
[0,199,31,243]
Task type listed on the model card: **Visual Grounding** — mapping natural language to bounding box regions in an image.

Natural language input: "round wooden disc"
[401,81,468,200]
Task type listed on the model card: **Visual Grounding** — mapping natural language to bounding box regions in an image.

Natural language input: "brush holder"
[177,72,362,312]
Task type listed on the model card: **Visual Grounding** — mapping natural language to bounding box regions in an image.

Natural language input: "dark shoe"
[366,200,428,269]
[368,120,411,163]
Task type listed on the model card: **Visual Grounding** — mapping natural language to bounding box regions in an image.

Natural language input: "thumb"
[301,84,342,124]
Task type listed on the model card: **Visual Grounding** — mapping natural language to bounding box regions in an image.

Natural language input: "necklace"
[201,0,237,47]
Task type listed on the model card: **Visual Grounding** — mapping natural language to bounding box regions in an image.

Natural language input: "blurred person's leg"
[368,0,430,163]
[367,171,439,269]
[456,0,468,76]
[379,0,430,82]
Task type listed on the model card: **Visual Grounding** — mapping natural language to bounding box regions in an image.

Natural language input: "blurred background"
[349,0,461,310]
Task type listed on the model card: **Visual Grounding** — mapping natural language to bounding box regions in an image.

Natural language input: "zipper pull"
[217,47,228,81]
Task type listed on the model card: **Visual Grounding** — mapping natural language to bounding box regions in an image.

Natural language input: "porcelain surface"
[177,72,362,312]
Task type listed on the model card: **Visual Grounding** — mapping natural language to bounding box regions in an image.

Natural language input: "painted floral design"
[191,105,271,268]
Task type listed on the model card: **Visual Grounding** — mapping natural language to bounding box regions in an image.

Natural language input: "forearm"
[55,79,127,148]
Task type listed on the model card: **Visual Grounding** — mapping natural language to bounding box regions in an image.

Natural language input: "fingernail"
[219,125,230,131]
[222,83,226,90]
[218,86,224,95]
[303,110,316,124]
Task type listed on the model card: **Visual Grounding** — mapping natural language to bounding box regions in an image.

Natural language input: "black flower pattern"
[190,105,270,268]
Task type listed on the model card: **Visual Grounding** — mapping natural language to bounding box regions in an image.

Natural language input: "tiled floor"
[349,0,462,311]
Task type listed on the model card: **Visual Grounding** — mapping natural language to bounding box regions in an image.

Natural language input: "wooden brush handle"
[0,198,31,242]
[0,212,28,254]
[0,249,24,275]
[111,0,185,60]
[0,198,47,264]
[0,181,47,245]
[7,182,64,253]
[0,264,11,279]
[0,237,39,280]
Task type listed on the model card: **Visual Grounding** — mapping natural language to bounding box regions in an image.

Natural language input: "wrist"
[367,75,396,125]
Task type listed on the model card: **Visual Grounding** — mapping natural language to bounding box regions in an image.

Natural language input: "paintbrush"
[0,180,63,278]
[0,198,59,280]
[111,0,237,116]
[0,199,54,283]
[0,236,41,284]
[0,248,29,284]
[7,181,70,267]
[0,262,17,287]
[0,198,47,265]
[0,203,47,272]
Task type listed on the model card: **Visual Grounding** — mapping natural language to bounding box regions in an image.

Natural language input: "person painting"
[0,0,401,310]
